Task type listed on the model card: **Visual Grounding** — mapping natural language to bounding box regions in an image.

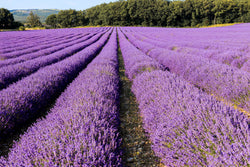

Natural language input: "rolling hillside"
[10,9,60,23]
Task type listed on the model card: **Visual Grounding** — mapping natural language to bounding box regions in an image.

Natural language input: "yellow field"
[199,23,240,28]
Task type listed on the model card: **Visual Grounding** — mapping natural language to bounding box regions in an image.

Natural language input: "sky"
[0,0,118,10]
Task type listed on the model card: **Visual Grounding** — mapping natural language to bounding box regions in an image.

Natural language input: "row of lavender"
[1,32,77,56]
[122,24,250,72]
[0,33,85,59]
[0,28,107,62]
[0,28,111,138]
[132,71,250,166]
[0,32,89,67]
[129,24,250,53]
[0,29,108,66]
[0,25,249,166]
[120,26,250,112]
[118,28,163,79]
[1,30,122,166]
[117,28,250,166]
[0,30,107,90]
[0,28,104,54]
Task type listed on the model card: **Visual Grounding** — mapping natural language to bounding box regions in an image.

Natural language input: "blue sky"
[0,0,118,10]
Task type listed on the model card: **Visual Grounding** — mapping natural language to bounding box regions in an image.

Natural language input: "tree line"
[46,10,88,28]
[46,0,250,28]
[1,0,250,29]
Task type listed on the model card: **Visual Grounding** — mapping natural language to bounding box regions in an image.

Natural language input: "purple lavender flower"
[0,32,93,67]
[0,30,108,90]
[0,29,122,166]
[0,29,111,138]
[118,28,163,80]
[132,70,250,166]
[120,26,250,111]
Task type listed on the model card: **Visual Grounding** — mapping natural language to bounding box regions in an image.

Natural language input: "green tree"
[120,1,130,26]
[154,0,169,27]
[236,0,250,23]
[127,0,138,25]
[77,11,88,26]
[167,1,184,27]
[26,11,42,27]
[45,0,250,28]
[45,14,57,28]
[98,3,110,25]
[0,8,14,29]
[57,9,84,28]
[200,0,214,26]
[86,5,103,26]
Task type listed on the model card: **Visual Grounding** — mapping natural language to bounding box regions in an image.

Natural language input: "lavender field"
[0,24,249,166]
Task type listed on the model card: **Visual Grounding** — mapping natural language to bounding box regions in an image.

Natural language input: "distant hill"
[10,9,60,23]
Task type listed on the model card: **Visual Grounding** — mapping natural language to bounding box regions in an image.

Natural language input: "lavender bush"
[0,28,106,54]
[132,70,250,166]
[0,32,92,67]
[0,30,105,68]
[121,28,250,111]
[0,30,111,138]
[0,30,69,54]
[0,29,122,167]
[0,24,249,166]
[0,33,83,58]
[121,24,250,71]
[118,29,163,80]
[0,30,108,90]
[242,59,250,73]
